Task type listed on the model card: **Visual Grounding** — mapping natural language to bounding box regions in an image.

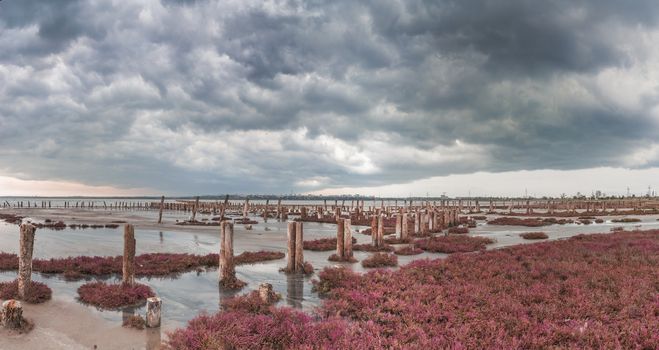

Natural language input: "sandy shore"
[1,298,161,350]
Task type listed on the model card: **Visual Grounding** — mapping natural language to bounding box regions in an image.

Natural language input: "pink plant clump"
[415,235,495,253]
[487,217,550,227]
[0,280,52,304]
[611,217,642,223]
[0,252,18,270]
[360,227,396,236]
[77,282,155,310]
[0,213,23,224]
[353,243,394,252]
[520,232,549,240]
[327,254,358,263]
[123,315,146,330]
[383,236,412,244]
[221,290,281,314]
[234,251,285,265]
[168,231,659,348]
[448,226,469,234]
[393,246,423,255]
[361,253,398,268]
[303,237,356,251]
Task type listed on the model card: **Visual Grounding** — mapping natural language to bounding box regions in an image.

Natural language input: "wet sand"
[1,299,152,350]
[1,207,658,349]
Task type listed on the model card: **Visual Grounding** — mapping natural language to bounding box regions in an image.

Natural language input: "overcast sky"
[1,0,659,197]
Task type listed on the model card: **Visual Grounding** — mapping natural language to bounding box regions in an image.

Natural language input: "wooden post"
[401,213,409,240]
[158,196,165,224]
[336,218,345,258]
[122,224,136,286]
[220,195,229,220]
[370,215,378,246]
[145,297,162,328]
[295,222,304,271]
[286,222,296,272]
[219,221,235,284]
[343,219,353,258]
[376,214,384,247]
[243,199,249,219]
[1,300,23,330]
[18,224,36,300]
[395,213,402,237]
[191,196,200,221]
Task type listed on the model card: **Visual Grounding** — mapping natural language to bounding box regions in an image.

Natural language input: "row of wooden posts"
[5,197,659,215]
[0,218,307,330]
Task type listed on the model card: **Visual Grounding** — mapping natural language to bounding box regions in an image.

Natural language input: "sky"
[1,0,659,197]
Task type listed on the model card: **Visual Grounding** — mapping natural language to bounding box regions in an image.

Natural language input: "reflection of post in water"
[146,327,162,350]
[159,231,164,244]
[194,235,199,246]
[286,273,304,308]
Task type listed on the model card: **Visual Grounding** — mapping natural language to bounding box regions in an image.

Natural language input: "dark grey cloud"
[1,0,658,194]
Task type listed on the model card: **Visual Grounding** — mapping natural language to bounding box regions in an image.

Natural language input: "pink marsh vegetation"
[0,251,284,279]
[166,230,659,349]
[0,280,52,304]
[393,246,424,255]
[303,237,356,251]
[520,232,549,240]
[361,253,398,268]
[77,282,155,310]
[414,235,495,253]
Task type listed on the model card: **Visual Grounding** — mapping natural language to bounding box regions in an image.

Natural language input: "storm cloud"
[1,0,658,194]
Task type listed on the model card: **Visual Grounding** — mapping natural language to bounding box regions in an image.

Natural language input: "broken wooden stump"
[1,300,25,330]
[145,297,162,328]
[295,222,304,271]
[191,196,200,221]
[122,224,136,286]
[336,218,345,258]
[376,214,384,247]
[370,215,378,246]
[344,219,353,258]
[219,221,242,288]
[286,221,296,272]
[334,218,353,260]
[258,283,278,304]
[401,213,409,240]
[18,224,36,300]
[242,199,249,219]
[285,221,306,273]
[158,196,165,224]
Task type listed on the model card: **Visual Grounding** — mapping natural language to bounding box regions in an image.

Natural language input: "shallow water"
[0,215,376,330]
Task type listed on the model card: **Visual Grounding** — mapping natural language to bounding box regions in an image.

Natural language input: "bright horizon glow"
[309,167,659,198]
[0,175,155,197]
[1,167,658,198]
